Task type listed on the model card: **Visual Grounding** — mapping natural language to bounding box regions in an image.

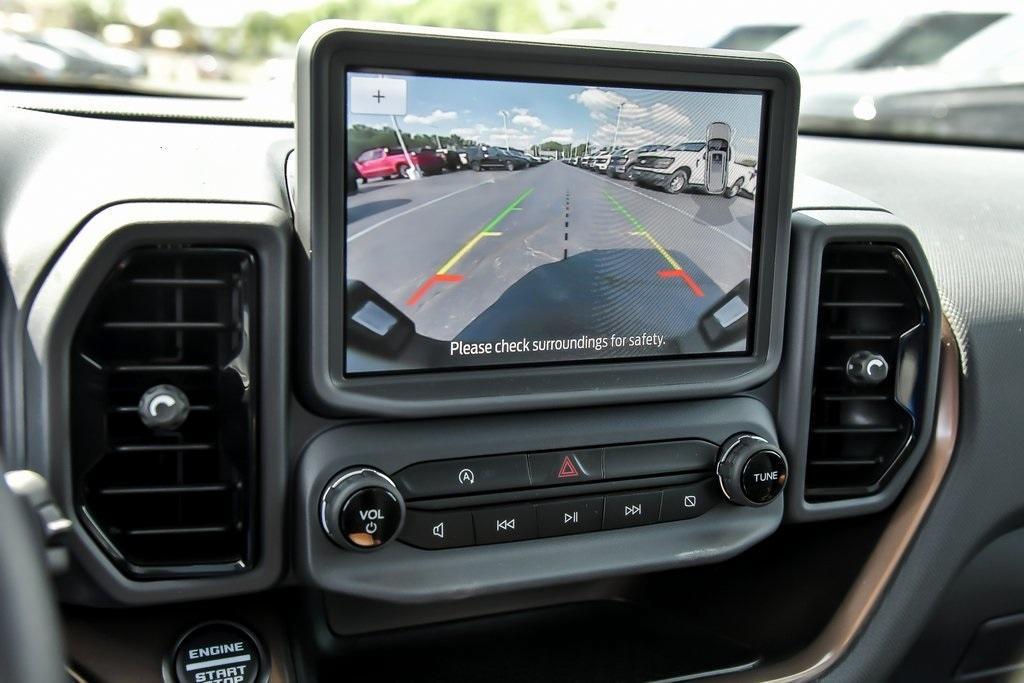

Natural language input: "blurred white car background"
[0,0,1020,145]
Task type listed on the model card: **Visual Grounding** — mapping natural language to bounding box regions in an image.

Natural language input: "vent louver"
[71,248,257,577]
[805,243,928,501]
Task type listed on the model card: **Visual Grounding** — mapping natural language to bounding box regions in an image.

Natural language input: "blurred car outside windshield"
[0,0,1021,148]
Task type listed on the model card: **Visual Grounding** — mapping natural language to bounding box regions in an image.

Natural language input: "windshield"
[669,142,706,152]
[0,1,1021,147]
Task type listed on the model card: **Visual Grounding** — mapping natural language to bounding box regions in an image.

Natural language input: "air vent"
[805,243,928,501]
[70,248,257,577]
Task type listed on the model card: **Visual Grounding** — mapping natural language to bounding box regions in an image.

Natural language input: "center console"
[294,398,786,600]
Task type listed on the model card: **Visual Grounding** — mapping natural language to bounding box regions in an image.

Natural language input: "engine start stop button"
[172,622,263,683]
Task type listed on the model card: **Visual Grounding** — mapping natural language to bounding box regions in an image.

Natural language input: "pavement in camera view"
[345,160,755,341]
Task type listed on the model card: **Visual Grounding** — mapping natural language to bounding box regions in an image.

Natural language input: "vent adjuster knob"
[846,350,889,385]
[138,384,190,431]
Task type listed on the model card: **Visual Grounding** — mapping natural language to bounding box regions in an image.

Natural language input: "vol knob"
[320,468,405,550]
[716,434,788,507]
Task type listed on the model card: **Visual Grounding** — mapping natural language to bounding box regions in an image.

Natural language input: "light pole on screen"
[498,110,511,149]
[611,101,624,150]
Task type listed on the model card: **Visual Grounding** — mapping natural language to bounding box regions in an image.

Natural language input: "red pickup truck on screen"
[353,147,445,180]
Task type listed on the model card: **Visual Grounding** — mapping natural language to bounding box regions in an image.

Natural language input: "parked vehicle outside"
[608,144,670,179]
[464,145,529,171]
[0,32,66,82]
[591,147,622,173]
[632,134,752,197]
[797,14,1024,147]
[633,141,708,193]
[711,23,799,50]
[766,12,1006,74]
[506,148,542,166]
[437,147,469,171]
[729,158,757,199]
[353,146,445,180]
[25,28,146,80]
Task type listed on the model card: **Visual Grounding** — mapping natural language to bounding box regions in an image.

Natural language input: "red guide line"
[406,273,464,306]
[658,269,704,297]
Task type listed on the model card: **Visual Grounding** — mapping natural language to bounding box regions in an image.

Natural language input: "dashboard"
[0,20,1022,683]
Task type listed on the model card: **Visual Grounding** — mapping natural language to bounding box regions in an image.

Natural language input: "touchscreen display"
[344,70,765,375]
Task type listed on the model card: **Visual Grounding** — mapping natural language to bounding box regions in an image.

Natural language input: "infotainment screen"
[343,70,766,375]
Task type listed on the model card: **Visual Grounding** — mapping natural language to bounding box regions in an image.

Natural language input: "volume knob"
[320,468,405,550]
[716,434,788,507]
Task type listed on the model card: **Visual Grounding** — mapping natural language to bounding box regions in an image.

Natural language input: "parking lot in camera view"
[346,162,755,339]
[345,72,761,361]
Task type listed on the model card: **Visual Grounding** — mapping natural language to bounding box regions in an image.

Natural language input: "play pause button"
[536,497,604,537]
[604,491,662,529]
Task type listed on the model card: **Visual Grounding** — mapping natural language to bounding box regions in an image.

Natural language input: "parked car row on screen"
[352,143,551,181]
[564,128,757,199]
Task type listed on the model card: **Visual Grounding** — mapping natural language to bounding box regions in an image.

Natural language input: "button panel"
[399,480,720,550]
[392,439,727,550]
[394,440,715,500]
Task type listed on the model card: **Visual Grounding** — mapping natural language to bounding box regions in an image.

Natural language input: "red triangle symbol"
[557,456,580,479]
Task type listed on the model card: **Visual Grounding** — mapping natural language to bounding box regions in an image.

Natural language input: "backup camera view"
[344,71,764,374]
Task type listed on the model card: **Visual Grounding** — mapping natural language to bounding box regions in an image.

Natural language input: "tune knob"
[320,468,405,550]
[716,434,788,507]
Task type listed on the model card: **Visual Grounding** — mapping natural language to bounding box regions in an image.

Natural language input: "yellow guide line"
[436,188,533,275]
[640,231,682,271]
[437,232,488,275]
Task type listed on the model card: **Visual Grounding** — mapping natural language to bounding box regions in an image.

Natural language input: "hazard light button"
[529,449,603,486]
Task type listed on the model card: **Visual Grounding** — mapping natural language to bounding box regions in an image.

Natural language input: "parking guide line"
[603,190,704,297]
[591,172,752,253]
[436,187,533,275]
[406,187,534,307]
[406,273,464,306]
[658,269,704,297]
[347,179,495,243]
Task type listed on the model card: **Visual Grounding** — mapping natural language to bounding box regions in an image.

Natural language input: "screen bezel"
[297,22,800,416]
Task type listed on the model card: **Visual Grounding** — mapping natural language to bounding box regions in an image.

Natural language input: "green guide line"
[483,187,534,233]
[603,190,644,231]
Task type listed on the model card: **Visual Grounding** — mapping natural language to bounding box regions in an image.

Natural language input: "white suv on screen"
[633,140,752,197]
[632,141,709,193]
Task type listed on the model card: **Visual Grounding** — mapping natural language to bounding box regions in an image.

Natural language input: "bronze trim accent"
[725,319,960,682]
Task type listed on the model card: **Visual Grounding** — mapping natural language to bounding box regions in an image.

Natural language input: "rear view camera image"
[344,70,765,375]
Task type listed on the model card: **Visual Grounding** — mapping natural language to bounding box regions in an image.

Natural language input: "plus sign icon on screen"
[350,76,407,116]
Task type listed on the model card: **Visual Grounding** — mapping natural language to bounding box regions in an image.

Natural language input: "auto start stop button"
[171,622,265,683]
